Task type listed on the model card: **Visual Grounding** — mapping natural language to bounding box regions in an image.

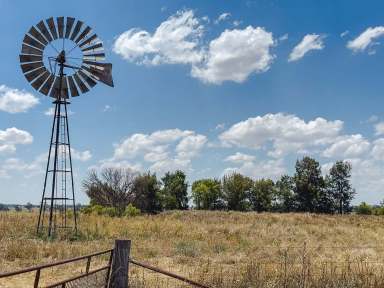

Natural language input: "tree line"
[83,156,357,215]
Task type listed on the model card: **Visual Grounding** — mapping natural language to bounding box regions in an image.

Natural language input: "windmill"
[19,17,114,237]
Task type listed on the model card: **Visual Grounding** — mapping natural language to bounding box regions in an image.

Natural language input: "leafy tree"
[132,172,162,214]
[249,179,275,212]
[222,173,253,211]
[192,178,223,210]
[327,161,355,214]
[274,175,296,212]
[83,168,135,215]
[160,170,189,210]
[355,202,372,215]
[14,205,22,212]
[25,202,33,212]
[293,157,325,213]
[0,203,9,211]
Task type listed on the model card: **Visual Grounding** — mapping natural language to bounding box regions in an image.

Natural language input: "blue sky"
[2,0,384,204]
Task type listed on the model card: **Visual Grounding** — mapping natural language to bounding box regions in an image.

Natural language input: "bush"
[356,202,373,215]
[124,204,141,217]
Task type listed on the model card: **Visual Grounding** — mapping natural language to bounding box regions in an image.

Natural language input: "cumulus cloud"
[223,158,285,180]
[220,113,342,158]
[371,139,384,160]
[110,129,207,174]
[322,134,370,158]
[71,149,92,162]
[192,26,275,84]
[44,107,74,116]
[288,34,325,62]
[225,152,255,163]
[374,122,384,136]
[113,10,275,84]
[113,10,204,66]
[0,85,38,113]
[0,127,33,154]
[1,153,46,177]
[347,26,384,53]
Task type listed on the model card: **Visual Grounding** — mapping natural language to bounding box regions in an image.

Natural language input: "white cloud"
[111,129,207,174]
[1,153,46,177]
[375,122,384,136]
[347,26,384,53]
[113,10,204,66]
[71,149,92,162]
[223,158,285,180]
[322,134,370,158]
[220,113,343,158]
[215,13,231,24]
[371,139,384,160]
[278,34,289,42]
[232,20,242,27]
[191,26,275,84]
[103,105,111,112]
[0,85,39,113]
[0,127,33,154]
[44,107,74,116]
[224,152,255,163]
[340,30,349,38]
[288,34,325,62]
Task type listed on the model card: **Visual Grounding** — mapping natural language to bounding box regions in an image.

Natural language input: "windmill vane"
[19,17,114,237]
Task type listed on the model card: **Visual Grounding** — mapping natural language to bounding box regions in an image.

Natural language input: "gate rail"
[0,248,113,288]
[129,258,210,288]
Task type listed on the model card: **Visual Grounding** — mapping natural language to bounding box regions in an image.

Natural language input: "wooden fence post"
[109,239,131,288]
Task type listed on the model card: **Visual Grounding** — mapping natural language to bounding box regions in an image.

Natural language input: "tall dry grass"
[2,211,384,287]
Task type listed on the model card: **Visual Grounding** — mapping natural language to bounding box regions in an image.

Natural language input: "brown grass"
[2,211,384,287]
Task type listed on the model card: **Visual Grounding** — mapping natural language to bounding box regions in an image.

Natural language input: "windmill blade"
[73,73,89,93]
[81,43,103,52]
[20,54,43,63]
[82,63,114,87]
[57,17,64,38]
[78,70,97,87]
[31,71,50,90]
[39,74,55,96]
[21,44,43,56]
[70,20,83,41]
[21,61,44,73]
[46,17,58,40]
[83,52,105,60]
[24,67,47,82]
[37,20,53,42]
[65,17,75,39]
[75,26,92,44]
[23,34,45,50]
[28,26,48,45]
[67,75,79,97]
[79,34,98,48]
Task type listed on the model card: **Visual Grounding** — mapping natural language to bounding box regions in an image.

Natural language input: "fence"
[0,239,210,288]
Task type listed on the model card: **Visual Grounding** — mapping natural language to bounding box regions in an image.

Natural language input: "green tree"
[160,170,189,210]
[249,179,275,212]
[327,161,355,214]
[25,202,33,212]
[355,202,372,215]
[132,172,162,214]
[191,178,222,210]
[274,175,296,212]
[293,157,325,213]
[222,173,253,211]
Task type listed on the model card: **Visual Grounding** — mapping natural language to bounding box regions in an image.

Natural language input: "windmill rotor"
[20,16,113,99]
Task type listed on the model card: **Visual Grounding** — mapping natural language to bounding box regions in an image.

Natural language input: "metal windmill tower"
[19,17,114,237]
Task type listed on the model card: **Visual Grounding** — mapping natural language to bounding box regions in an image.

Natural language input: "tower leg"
[37,100,77,237]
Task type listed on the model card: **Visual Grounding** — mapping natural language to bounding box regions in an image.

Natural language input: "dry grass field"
[2,211,384,287]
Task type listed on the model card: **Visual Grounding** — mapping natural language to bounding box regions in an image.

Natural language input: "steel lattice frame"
[19,17,114,237]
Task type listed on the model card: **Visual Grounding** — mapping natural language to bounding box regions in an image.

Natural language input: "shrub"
[124,204,141,217]
[356,202,373,215]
